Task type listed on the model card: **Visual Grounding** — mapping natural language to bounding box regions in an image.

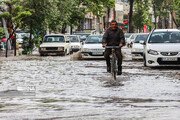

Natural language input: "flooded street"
[0,48,180,120]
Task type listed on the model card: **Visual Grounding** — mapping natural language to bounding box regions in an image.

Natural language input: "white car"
[67,35,82,52]
[81,35,105,59]
[125,33,133,45]
[131,33,149,60]
[141,29,180,67]
[39,34,71,56]
[127,33,137,48]
[16,33,33,47]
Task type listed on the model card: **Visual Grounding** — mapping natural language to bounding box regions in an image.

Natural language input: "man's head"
[110,20,118,30]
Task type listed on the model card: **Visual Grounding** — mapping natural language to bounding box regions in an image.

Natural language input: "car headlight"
[40,47,45,50]
[58,47,64,51]
[132,48,136,52]
[148,50,158,55]
[132,48,143,52]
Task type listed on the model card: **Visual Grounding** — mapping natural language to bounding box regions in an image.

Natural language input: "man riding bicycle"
[102,20,125,75]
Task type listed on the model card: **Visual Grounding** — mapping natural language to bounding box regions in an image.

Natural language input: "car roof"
[88,35,103,37]
[136,33,149,35]
[67,35,78,36]
[73,33,91,35]
[125,33,133,34]
[45,34,65,37]
[153,29,180,32]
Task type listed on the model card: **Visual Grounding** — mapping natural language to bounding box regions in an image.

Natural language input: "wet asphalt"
[0,48,180,120]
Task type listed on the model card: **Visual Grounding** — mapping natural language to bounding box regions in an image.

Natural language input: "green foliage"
[22,36,33,55]
[81,0,115,17]
[1,12,12,19]
[3,0,20,5]
[152,0,180,28]
[0,27,6,38]
[172,0,180,26]
[133,0,152,31]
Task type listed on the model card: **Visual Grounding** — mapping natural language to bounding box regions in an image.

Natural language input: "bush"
[22,34,42,55]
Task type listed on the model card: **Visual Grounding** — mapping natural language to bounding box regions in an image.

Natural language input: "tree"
[133,0,152,32]
[74,0,115,31]
[128,0,134,33]
[0,0,32,57]
[168,0,180,28]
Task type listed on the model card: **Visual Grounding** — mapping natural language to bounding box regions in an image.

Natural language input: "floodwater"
[0,48,180,120]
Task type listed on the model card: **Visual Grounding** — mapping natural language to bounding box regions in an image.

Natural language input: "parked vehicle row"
[39,29,180,67]
[39,33,91,56]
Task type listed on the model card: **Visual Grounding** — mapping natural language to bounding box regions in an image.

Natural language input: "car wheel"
[70,50,73,54]
[143,54,147,67]
[63,50,67,56]
[40,53,44,56]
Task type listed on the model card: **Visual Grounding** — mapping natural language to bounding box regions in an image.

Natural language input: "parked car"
[81,35,105,59]
[39,34,71,56]
[131,33,149,60]
[16,33,33,48]
[127,33,137,48]
[73,33,91,43]
[140,29,180,67]
[125,33,133,46]
[67,35,82,52]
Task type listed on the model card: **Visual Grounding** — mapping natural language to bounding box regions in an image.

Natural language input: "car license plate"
[92,52,103,55]
[162,57,178,61]
[48,53,57,55]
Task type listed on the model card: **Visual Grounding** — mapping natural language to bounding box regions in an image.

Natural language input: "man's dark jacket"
[102,27,125,46]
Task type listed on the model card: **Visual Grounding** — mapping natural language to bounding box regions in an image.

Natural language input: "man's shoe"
[107,66,111,73]
[117,66,122,75]
[117,70,122,75]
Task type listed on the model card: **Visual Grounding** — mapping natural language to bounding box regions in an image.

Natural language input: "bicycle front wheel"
[111,54,117,80]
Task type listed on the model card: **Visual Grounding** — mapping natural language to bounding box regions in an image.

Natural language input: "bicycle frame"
[105,46,120,80]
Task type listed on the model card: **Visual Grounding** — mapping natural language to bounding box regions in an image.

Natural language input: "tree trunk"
[70,26,73,35]
[153,3,157,29]
[171,11,179,28]
[6,39,8,57]
[61,23,66,34]
[128,0,134,33]
[14,35,16,56]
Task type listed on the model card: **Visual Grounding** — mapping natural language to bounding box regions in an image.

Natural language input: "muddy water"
[0,48,180,120]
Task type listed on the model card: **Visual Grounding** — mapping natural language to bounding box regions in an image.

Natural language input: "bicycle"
[105,46,120,80]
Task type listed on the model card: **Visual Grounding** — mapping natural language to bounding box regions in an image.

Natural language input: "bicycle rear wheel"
[111,54,117,80]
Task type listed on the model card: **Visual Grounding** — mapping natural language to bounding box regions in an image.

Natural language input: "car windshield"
[125,34,132,38]
[134,34,149,43]
[149,32,180,43]
[16,33,30,39]
[86,36,102,44]
[68,36,79,42]
[79,35,87,40]
[44,36,65,42]
[74,33,90,41]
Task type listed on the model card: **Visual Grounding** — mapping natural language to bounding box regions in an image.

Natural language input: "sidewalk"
[0,50,17,57]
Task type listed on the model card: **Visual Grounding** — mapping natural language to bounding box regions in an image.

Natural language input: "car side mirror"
[139,40,146,45]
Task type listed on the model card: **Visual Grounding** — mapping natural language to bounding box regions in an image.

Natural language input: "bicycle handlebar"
[105,46,120,49]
